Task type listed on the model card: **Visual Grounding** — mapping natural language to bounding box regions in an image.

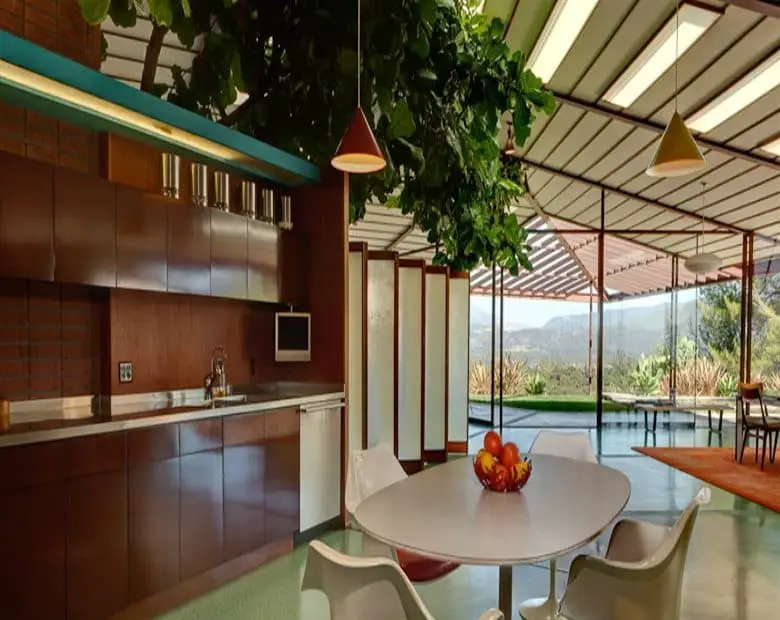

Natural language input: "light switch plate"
[118,361,133,384]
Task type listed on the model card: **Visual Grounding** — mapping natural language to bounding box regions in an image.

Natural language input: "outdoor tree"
[77,0,555,275]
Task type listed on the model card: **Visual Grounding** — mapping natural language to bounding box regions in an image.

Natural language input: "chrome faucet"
[204,346,228,400]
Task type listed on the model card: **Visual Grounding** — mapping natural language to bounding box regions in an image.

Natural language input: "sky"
[470,289,697,329]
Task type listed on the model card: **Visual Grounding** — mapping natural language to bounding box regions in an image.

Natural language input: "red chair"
[345,443,459,582]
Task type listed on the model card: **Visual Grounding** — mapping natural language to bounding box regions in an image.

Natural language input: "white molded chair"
[345,443,459,582]
[557,487,710,620]
[302,540,504,620]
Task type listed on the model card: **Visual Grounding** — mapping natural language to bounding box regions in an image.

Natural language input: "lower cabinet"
[299,404,343,532]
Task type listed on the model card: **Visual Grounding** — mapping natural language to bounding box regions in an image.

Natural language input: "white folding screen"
[424,267,448,461]
[447,273,469,452]
[366,254,397,452]
[397,261,424,468]
[347,244,367,456]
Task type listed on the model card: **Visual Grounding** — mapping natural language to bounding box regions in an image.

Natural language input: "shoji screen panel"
[366,252,398,453]
[347,242,368,456]
[448,271,470,453]
[397,259,425,473]
[424,266,449,463]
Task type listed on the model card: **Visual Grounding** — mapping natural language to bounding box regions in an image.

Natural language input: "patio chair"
[345,443,460,582]
[302,540,503,620]
[738,382,780,470]
[556,487,710,620]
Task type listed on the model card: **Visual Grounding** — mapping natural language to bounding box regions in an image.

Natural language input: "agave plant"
[525,372,546,396]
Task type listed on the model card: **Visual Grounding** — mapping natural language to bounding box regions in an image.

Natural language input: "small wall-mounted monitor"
[275,312,311,362]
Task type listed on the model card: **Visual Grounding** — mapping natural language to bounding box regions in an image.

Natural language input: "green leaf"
[417,68,437,82]
[388,100,416,139]
[419,0,437,22]
[148,0,174,26]
[108,0,136,27]
[181,0,191,18]
[78,0,111,25]
[410,33,430,59]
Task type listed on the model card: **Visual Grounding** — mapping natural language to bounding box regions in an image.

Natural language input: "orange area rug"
[633,447,780,513]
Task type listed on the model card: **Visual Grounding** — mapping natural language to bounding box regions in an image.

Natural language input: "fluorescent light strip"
[761,137,780,157]
[603,3,719,108]
[528,0,599,84]
[687,49,780,133]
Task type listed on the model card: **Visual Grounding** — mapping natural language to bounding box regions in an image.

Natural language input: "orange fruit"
[483,431,503,458]
[477,450,496,475]
[501,442,520,468]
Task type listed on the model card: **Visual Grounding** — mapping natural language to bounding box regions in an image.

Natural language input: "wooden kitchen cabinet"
[167,201,211,296]
[115,185,168,292]
[54,167,116,287]
[264,408,300,543]
[210,210,248,299]
[0,151,55,281]
[248,220,280,302]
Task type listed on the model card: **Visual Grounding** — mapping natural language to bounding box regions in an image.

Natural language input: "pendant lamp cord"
[357,0,361,109]
[674,0,679,112]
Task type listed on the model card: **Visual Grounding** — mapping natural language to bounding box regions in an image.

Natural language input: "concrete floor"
[161,424,780,620]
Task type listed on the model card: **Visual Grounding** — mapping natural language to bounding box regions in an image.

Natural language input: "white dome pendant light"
[684,182,722,275]
[647,0,706,177]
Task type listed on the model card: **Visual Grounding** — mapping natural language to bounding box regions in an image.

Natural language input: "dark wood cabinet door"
[116,186,167,292]
[247,220,280,302]
[180,449,224,579]
[167,201,211,295]
[210,210,248,299]
[0,151,54,281]
[54,167,116,287]
[223,411,266,560]
[66,471,128,620]
[129,459,180,601]
[264,408,300,543]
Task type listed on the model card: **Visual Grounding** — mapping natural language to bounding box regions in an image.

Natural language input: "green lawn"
[469,394,626,413]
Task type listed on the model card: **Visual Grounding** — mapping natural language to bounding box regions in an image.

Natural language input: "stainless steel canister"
[213,171,230,212]
[190,163,208,207]
[161,153,180,199]
[279,195,293,231]
[261,188,275,224]
[241,181,257,218]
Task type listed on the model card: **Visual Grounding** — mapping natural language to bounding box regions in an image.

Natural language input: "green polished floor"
[162,425,780,620]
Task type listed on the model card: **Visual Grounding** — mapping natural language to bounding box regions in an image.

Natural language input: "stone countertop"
[0,383,345,449]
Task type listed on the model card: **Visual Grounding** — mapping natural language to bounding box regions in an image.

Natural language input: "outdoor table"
[354,455,631,619]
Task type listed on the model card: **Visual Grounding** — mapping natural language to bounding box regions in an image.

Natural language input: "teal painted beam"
[0,30,320,187]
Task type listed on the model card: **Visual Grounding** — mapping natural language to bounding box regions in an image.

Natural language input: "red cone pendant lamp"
[331,0,385,174]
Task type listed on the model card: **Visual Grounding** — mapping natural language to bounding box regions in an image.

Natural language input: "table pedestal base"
[498,565,513,618]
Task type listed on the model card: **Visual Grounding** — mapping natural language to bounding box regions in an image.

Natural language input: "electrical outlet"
[118,361,133,384]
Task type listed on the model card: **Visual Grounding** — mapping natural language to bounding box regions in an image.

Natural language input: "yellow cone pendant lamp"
[646,111,706,177]
[331,0,385,174]
[646,0,705,178]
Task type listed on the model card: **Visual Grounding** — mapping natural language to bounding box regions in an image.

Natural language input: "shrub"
[469,357,527,396]
[631,355,661,395]
[717,374,738,397]
[525,372,546,396]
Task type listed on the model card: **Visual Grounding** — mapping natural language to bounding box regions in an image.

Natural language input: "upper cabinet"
[167,202,211,296]
[54,168,117,288]
[248,220,280,303]
[0,152,54,281]
[210,210,248,300]
[116,186,168,292]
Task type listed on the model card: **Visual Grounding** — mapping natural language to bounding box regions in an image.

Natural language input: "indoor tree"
[78,0,555,274]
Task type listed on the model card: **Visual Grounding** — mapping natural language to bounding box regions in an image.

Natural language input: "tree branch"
[141,24,168,93]
[220,96,254,126]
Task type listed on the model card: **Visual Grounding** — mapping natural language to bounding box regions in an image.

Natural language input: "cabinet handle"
[298,401,345,414]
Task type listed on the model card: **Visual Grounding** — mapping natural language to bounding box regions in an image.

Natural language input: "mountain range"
[470,300,697,364]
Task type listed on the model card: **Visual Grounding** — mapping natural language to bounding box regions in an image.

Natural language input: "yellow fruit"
[478,450,496,475]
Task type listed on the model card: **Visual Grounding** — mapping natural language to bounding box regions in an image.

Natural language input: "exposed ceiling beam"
[386,224,416,250]
[553,92,780,173]
[519,158,780,245]
[726,0,780,18]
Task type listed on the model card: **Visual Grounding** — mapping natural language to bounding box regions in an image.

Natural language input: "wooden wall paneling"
[347,242,368,456]
[167,201,211,296]
[65,434,128,620]
[279,229,307,306]
[179,419,224,580]
[0,151,55,281]
[397,259,425,472]
[54,167,117,287]
[264,408,300,543]
[247,220,280,302]
[447,272,470,454]
[127,426,180,602]
[223,411,266,560]
[210,210,248,299]
[115,186,168,292]
[366,251,398,453]
[424,266,449,463]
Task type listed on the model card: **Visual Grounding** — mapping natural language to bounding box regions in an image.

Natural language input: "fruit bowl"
[473,431,533,493]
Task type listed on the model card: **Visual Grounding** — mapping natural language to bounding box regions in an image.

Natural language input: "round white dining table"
[353,454,631,620]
